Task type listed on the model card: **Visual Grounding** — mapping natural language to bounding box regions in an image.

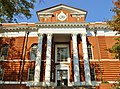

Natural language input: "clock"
[57,11,67,21]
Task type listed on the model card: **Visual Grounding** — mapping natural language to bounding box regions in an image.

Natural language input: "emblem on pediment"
[57,11,67,21]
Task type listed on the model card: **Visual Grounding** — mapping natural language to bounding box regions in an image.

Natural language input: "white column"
[44,34,52,86]
[34,34,43,85]
[81,33,91,85]
[72,34,80,86]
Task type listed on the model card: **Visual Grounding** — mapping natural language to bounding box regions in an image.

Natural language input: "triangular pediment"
[37,4,87,22]
[37,4,87,14]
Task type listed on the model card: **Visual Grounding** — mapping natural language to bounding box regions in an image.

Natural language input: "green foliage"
[0,0,36,22]
[111,79,120,89]
[116,79,120,89]
[107,0,120,32]
[108,37,120,60]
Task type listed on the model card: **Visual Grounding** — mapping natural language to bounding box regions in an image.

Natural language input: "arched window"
[0,44,9,60]
[87,43,93,59]
[30,44,38,60]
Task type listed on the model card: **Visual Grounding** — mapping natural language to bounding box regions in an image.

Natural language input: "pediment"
[37,4,87,22]
[37,4,87,14]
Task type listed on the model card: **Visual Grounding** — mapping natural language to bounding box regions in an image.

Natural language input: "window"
[90,67,96,81]
[57,70,68,86]
[28,68,35,81]
[0,44,9,60]
[30,44,38,60]
[57,47,68,62]
[0,65,4,80]
[87,44,93,59]
[55,44,69,63]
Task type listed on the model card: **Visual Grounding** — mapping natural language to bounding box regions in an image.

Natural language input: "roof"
[37,4,87,13]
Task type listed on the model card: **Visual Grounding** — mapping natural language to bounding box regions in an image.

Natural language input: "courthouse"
[0,4,120,87]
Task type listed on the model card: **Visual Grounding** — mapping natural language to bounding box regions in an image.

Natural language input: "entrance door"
[55,44,70,86]
[57,70,68,86]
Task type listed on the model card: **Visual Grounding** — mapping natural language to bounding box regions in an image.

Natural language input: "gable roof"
[37,4,87,14]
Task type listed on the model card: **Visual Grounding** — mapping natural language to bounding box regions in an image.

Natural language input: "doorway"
[57,70,68,86]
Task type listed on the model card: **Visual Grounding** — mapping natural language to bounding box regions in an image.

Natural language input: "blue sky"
[17,0,114,23]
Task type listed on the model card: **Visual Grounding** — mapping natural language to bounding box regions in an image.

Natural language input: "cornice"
[87,22,110,30]
[0,25,37,32]
[0,22,111,32]
[36,22,88,28]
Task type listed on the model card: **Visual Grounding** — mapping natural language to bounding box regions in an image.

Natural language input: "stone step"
[29,86,96,89]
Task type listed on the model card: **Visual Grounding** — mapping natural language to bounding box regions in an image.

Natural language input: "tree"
[107,0,120,60]
[108,0,120,32]
[0,0,36,22]
[108,37,120,60]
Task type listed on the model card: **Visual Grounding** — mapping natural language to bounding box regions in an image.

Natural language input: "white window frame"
[55,44,70,63]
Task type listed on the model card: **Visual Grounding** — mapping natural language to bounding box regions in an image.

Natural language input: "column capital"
[81,33,87,36]
[46,33,53,36]
[71,33,78,37]
[38,33,43,37]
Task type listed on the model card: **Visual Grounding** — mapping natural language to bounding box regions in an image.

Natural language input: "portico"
[34,24,91,86]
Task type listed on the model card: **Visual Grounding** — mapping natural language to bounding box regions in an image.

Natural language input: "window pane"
[0,44,9,59]
[30,44,38,60]
[87,44,93,59]
[0,66,4,80]
[57,47,68,62]
[28,68,35,81]
[90,67,96,81]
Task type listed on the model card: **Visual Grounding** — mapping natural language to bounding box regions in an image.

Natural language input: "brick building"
[0,4,120,87]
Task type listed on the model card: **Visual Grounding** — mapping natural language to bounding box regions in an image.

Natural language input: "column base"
[73,82,81,86]
[42,82,54,86]
[85,81,92,86]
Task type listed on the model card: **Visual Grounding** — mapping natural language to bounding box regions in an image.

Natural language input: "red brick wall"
[0,35,120,83]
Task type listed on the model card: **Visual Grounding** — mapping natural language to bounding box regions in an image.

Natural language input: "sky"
[17,0,114,23]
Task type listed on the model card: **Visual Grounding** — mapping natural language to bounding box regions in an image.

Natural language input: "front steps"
[0,84,96,89]
[29,86,96,89]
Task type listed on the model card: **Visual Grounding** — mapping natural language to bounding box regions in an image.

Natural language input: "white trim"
[0,32,38,37]
[38,28,86,34]
[55,44,70,63]
[55,64,71,86]
[0,60,35,62]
